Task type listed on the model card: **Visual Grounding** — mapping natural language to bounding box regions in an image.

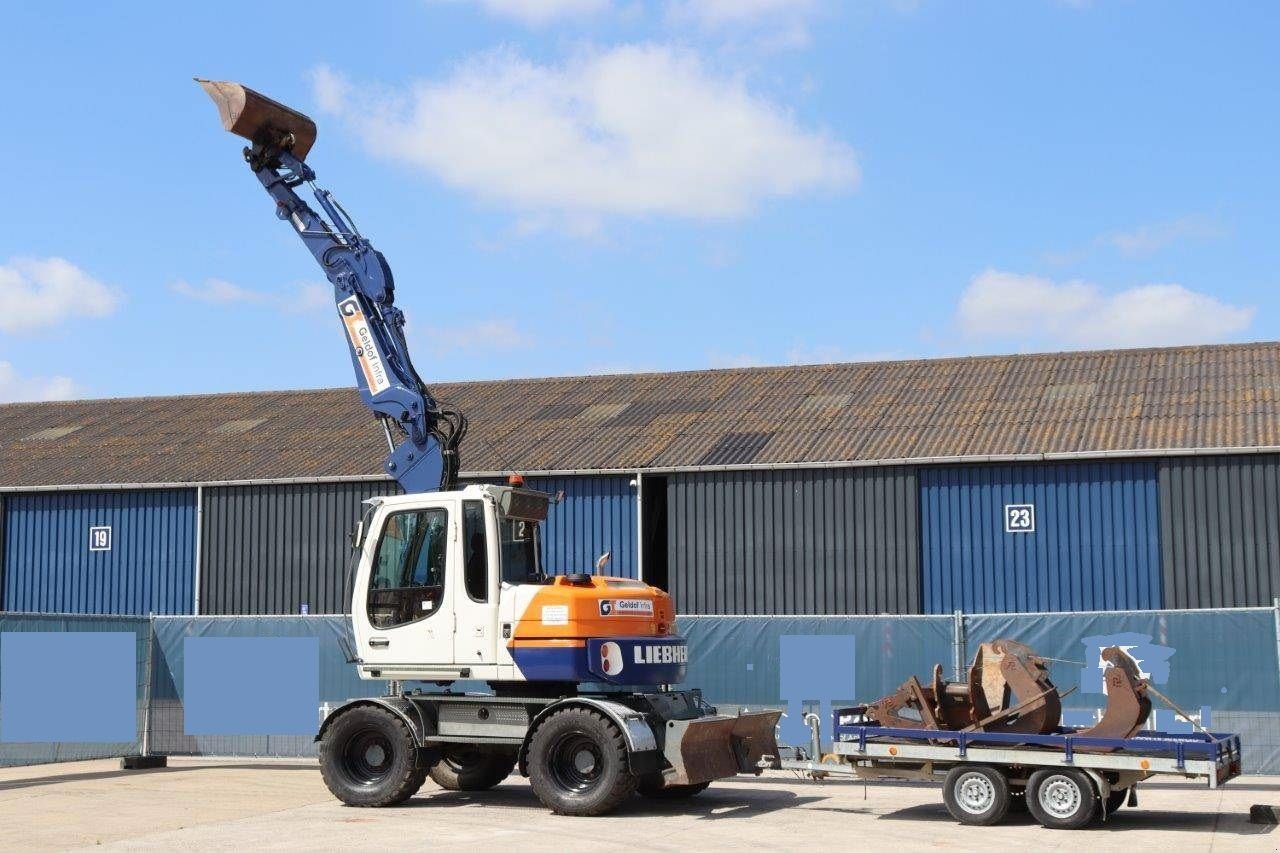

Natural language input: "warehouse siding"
[528,476,637,579]
[921,462,1162,614]
[199,481,399,615]
[3,489,196,614]
[1159,455,1280,608]
[667,468,920,615]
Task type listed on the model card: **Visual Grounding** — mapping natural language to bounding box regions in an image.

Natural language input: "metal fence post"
[141,614,155,757]
[952,609,966,681]
[1274,597,1280,688]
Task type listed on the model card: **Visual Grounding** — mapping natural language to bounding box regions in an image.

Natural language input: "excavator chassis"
[316,688,780,816]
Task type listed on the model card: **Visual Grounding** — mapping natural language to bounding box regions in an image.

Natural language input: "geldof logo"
[1080,632,1175,695]
[600,641,624,675]
[598,598,654,617]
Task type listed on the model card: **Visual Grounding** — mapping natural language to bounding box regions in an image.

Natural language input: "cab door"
[453,498,499,668]
[353,500,458,680]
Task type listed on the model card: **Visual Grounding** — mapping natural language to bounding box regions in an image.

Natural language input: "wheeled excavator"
[197,80,779,816]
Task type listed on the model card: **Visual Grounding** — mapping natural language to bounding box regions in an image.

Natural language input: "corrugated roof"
[3,341,1280,488]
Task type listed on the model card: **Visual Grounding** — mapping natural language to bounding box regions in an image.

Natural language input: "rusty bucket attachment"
[195,79,317,161]
[1077,646,1152,739]
[661,709,781,787]
[851,639,1062,735]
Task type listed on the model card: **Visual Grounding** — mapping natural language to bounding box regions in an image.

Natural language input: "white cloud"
[1103,216,1225,256]
[0,361,80,403]
[0,257,119,333]
[422,319,534,356]
[311,47,856,226]
[172,279,332,313]
[957,269,1254,350]
[427,0,608,26]
[667,0,815,28]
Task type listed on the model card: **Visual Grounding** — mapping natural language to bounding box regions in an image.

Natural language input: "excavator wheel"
[526,707,637,816]
[636,774,711,799]
[319,705,429,807]
[429,744,517,791]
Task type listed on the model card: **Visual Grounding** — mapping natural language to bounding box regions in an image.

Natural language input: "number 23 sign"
[1004,504,1035,533]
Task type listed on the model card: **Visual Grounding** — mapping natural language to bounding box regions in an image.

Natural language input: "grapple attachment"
[195,79,317,160]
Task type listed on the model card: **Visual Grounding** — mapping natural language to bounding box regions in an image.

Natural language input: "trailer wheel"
[1026,767,1099,829]
[429,745,517,791]
[942,765,1011,826]
[319,705,427,807]
[636,774,712,799]
[526,707,637,816]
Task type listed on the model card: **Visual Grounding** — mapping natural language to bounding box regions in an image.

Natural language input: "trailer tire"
[319,705,427,807]
[526,707,637,816]
[429,745,517,791]
[1027,768,1099,830]
[942,765,1011,826]
[636,775,711,799]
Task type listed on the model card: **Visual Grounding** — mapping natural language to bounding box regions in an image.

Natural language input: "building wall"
[528,475,637,579]
[920,461,1162,614]
[199,480,400,615]
[666,467,920,615]
[3,489,196,614]
[1159,455,1280,608]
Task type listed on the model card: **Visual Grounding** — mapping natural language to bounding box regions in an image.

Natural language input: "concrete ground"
[0,758,1275,851]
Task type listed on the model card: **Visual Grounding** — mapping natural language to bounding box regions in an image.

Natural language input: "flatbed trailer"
[771,710,1243,830]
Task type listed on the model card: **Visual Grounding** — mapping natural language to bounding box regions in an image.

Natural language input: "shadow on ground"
[0,763,314,792]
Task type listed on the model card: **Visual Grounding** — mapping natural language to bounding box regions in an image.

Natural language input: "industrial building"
[2,341,1279,617]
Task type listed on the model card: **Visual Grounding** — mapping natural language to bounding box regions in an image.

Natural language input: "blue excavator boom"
[196,79,465,493]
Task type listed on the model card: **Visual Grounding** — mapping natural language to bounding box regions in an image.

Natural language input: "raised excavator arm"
[197,79,466,493]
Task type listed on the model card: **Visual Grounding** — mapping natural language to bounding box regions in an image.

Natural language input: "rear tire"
[527,707,637,816]
[319,706,428,807]
[636,775,711,799]
[429,745,517,791]
[1026,767,1099,829]
[942,765,1010,826]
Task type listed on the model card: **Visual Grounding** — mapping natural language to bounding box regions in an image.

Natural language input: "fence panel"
[0,613,150,767]
[965,607,1280,772]
[149,615,382,758]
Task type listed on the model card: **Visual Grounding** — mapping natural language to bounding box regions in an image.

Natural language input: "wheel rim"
[1037,775,1083,819]
[341,728,395,787]
[955,772,996,815]
[547,731,604,795]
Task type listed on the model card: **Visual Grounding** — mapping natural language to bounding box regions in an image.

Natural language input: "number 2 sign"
[1004,504,1035,533]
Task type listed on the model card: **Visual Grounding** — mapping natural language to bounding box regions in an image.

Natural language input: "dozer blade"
[195,79,317,161]
[661,710,781,787]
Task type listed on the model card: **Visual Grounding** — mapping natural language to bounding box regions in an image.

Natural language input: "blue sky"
[0,0,1276,402]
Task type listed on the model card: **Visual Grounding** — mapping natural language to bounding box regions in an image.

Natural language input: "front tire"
[636,775,711,799]
[319,705,428,807]
[942,765,1010,826]
[527,707,637,816]
[1027,767,1099,829]
[429,745,517,791]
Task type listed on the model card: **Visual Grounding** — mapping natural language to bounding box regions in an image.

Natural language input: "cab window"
[500,518,543,585]
[367,508,448,629]
[462,500,488,602]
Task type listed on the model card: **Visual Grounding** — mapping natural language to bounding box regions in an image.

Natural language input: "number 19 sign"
[89,525,112,552]
[1004,504,1035,533]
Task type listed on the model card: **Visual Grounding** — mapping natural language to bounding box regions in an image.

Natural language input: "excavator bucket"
[661,709,781,787]
[1078,646,1152,740]
[195,79,317,161]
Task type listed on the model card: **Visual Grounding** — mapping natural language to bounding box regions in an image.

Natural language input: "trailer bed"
[770,710,1243,829]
